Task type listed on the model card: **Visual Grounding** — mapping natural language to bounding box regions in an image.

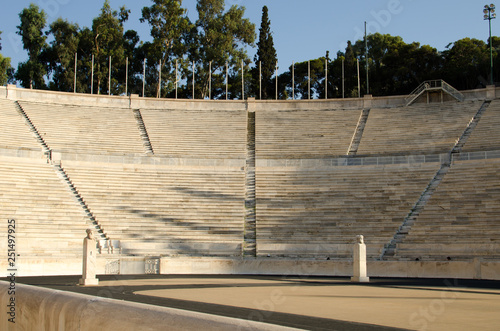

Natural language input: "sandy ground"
[17,275,500,331]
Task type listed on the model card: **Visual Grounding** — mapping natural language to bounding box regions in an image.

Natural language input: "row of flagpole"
[72,53,364,100]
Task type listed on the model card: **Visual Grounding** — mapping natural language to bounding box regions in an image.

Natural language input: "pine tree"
[254,6,277,99]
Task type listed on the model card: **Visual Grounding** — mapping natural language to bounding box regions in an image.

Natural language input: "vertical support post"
[209,61,212,100]
[158,59,161,98]
[175,59,178,99]
[342,58,345,99]
[365,21,369,95]
[275,63,278,100]
[91,54,94,95]
[125,57,128,96]
[357,58,361,98]
[259,61,262,100]
[242,59,244,100]
[226,61,228,100]
[192,61,195,100]
[325,58,328,99]
[308,60,311,100]
[108,56,112,96]
[489,16,494,86]
[292,61,295,100]
[142,58,146,98]
[74,52,77,93]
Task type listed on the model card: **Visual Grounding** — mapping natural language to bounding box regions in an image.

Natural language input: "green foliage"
[92,0,130,95]
[140,0,192,97]
[15,4,48,89]
[45,18,80,92]
[253,5,277,99]
[0,31,14,85]
[284,58,325,99]
[0,53,13,85]
[188,0,256,99]
[442,38,490,90]
[10,3,499,98]
[350,33,442,96]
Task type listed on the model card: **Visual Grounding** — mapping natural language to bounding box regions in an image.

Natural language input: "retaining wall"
[2,257,499,280]
[3,85,498,110]
[159,257,500,280]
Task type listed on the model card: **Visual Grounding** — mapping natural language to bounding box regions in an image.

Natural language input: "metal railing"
[405,80,464,106]
[442,80,465,102]
[257,149,500,168]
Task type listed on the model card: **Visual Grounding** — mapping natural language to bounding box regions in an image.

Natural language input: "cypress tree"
[254,5,277,99]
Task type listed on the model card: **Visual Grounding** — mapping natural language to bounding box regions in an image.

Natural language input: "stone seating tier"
[256,164,439,259]
[0,99,41,151]
[462,99,500,152]
[255,109,361,159]
[357,101,482,156]
[394,158,500,260]
[18,101,145,155]
[0,157,90,258]
[3,96,500,263]
[140,109,247,158]
[62,161,246,256]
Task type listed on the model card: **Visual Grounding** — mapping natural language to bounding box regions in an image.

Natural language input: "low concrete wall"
[4,85,499,111]
[1,256,499,280]
[160,257,500,281]
[0,281,296,331]
[55,153,246,168]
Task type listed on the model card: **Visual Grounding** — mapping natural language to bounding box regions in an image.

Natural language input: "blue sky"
[0,0,496,74]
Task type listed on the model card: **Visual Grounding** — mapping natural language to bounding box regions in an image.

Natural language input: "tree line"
[0,0,498,99]
[288,35,500,99]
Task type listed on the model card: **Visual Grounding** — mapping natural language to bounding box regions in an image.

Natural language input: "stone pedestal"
[351,235,369,283]
[79,230,99,286]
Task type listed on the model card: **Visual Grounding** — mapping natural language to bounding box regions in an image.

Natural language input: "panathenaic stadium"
[1,82,500,330]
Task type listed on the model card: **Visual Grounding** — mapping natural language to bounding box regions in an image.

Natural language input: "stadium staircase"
[462,100,500,152]
[243,110,257,257]
[451,101,491,154]
[14,101,51,157]
[133,109,154,155]
[0,158,91,258]
[347,108,370,156]
[13,100,111,250]
[53,164,110,246]
[380,100,491,260]
[394,158,500,260]
[0,99,41,151]
[405,80,465,106]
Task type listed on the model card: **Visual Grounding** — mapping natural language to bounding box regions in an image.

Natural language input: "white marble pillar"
[351,235,369,283]
[79,229,99,286]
